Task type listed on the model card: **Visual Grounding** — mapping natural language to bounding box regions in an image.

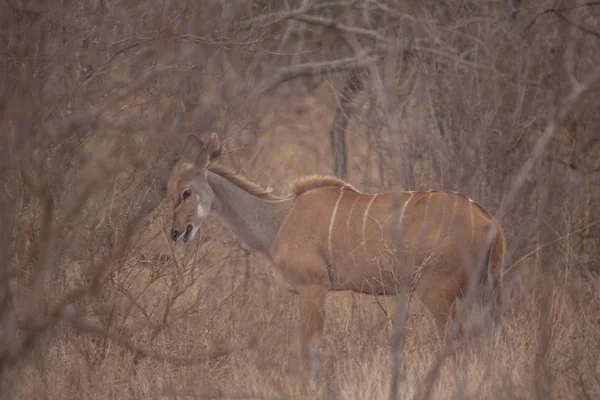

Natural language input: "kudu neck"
[207,171,292,257]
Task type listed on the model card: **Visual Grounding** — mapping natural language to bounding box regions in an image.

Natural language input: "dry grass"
[3,233,600,400]
[2,1,600,399]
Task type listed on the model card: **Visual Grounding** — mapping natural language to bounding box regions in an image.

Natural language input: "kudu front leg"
[298,284,327,387]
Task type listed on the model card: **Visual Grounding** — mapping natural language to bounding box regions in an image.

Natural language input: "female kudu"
[167,133,505,381]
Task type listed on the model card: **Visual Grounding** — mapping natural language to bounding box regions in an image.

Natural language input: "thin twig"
[65,312,216,366]
[250,51,378,98]
[415,7,600,399]
[154,388,288,400]
[293,14,385,42]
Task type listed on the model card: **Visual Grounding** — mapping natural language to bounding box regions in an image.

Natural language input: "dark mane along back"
[290,175,359,197]
[180,160,359,200]
[209,164,280,200]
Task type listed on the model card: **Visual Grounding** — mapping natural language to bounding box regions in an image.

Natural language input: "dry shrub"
[1,1,600,399]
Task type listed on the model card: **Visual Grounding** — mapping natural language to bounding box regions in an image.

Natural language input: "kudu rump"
[167,133,505,380]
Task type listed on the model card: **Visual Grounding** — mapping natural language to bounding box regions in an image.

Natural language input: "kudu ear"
[161,155,182,195]
[195,132,222,169]
[181,135,205,167]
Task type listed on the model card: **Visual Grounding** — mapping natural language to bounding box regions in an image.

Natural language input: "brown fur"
[168,134,507,386]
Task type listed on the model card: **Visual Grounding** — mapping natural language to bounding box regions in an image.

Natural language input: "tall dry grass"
[1,0,600,399]
[3,232,600,399]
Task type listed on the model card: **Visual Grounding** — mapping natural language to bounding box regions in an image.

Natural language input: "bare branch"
[237,1,356,30]
[524,1,600,37]
[495,65,600,223]
[155,388,288,400]
[251,51,378,98]
[330,68,364,178]
[65,312,220,366]
[292,14,385,42]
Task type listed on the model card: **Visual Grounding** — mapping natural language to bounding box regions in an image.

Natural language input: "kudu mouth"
[183,224,193,242]
[171,223,195,243]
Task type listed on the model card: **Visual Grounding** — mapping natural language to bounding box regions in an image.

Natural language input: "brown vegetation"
[1,1,599,399]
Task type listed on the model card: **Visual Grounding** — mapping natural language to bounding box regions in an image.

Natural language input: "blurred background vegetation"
[1,1,599,399]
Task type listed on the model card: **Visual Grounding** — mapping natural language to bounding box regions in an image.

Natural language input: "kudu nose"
[171,229,179,242]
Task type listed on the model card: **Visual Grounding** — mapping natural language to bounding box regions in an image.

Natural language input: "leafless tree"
[2,1,600,399]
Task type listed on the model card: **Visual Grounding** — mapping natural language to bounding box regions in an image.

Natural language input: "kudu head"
[168,133,222,243]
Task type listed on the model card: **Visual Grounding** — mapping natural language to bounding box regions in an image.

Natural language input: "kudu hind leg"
[425,285,465,344]
[298,284,327,386]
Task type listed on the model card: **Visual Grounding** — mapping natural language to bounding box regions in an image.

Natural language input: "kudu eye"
[182,188,191,200]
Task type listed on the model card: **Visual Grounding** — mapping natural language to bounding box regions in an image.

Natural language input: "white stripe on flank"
[448,194,459,229]
[328,187,345,264]
[344,196,360,250]
[347,196,360,232]
[423,192,432,224]
[362,194,378,250]
[431,192,447,244]
[468,200,475,246]
[398,192,414,228]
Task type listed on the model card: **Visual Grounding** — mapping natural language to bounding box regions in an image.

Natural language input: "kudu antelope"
[167,133,505,380]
